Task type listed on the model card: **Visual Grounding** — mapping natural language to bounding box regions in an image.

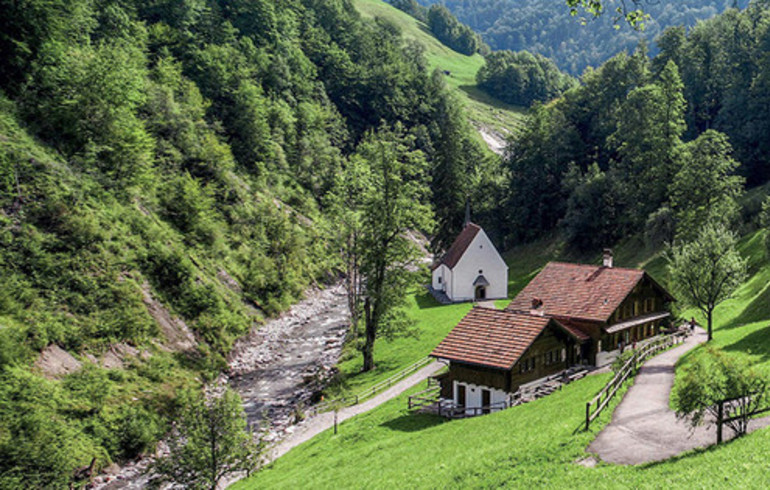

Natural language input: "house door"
[481,389,491,414]
[475,286,486,300]
[456,384,466,408]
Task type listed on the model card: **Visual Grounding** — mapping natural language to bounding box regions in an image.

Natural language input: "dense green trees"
[415,0,748,75]
[501,5,770,252]
[0,0,495,481]
[426,4,487,56]
[476,50,576,106]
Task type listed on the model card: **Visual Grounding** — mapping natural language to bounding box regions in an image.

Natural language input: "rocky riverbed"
[226,282,350,443]
[96,282,350,489]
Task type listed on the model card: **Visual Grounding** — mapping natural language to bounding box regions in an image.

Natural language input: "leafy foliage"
[0,0,495,480]
[476,50,576,107]
[154,387,263,489]
[426,4,487,56]
[667,223,748,340]
[415,0,749,75]
[674,346,768,437]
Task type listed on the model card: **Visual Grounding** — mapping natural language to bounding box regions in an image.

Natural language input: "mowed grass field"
[236,230,770,489]
[353,0,526,136]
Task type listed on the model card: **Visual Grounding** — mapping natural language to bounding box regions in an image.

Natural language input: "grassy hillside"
[353,0,526,137]
[238,229,770,488]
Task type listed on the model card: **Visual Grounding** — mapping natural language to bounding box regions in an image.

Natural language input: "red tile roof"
[431,307,559,370]
[506,262,647,323]
[558,319,591,342]
[432,223,481,270]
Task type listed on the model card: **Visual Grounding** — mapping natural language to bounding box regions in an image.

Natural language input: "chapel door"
[481,389,491,414]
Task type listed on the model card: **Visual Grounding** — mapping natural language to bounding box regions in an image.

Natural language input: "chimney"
[530,297,544,316]
[602,249,613,268]
[463,199,471,228]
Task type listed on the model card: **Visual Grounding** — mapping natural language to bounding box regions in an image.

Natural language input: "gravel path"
[588,327,770,465]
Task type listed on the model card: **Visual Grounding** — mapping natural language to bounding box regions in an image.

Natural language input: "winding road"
[588,327,770,464]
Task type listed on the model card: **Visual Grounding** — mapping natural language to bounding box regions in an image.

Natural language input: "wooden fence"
[715,394,770,444]
[585,331,686,430]
[308,357,434,416]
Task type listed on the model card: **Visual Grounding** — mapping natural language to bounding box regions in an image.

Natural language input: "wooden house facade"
[506,251,675,367]
[430,308,583,414]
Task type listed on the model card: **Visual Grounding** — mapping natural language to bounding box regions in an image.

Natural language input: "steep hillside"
[353,0,526,142]
[0,0,497,484]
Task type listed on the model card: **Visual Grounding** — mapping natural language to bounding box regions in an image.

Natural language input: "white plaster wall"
[453,381,509,414]
[431,264,449,291]
[447,229,508,302]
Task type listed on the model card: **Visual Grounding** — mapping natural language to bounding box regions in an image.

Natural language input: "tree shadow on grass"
[415,290,442,310]
[722,281,770,330]
[380,412,446,433]
[722,323,770,364]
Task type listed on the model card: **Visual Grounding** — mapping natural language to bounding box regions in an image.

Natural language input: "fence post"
[586,402,591,431]
[717,401,724,444]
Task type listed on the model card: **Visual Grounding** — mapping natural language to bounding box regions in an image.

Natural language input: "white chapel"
[430,222,508,302]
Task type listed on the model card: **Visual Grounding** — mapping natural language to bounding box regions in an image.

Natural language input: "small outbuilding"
[430,223,508,302]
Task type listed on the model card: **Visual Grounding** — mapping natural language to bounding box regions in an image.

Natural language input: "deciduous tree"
[353,125,433,372]
[154,387,263,490]
[667,223,747,341]
[675,347,768,442]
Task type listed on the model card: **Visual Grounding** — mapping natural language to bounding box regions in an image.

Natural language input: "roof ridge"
[546,261,645,274]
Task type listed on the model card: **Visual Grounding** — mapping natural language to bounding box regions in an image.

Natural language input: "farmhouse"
[430,250,675,413]
[430,223,508,302]
[506,250,675,366]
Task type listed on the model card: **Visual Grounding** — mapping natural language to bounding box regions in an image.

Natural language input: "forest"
[501,5,770,252]
[416,0,751,75]
[0,0,490,484]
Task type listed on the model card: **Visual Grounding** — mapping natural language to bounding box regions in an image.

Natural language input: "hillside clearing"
[353,0,526,138]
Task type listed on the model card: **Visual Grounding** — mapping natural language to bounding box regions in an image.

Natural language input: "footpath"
[588,327,770,464]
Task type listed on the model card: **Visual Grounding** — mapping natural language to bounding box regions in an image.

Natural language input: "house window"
[520,357,535,373]
[478,269,483,274]
[438,277,442,284]
[644,297,655,313]
[623,303,633,319]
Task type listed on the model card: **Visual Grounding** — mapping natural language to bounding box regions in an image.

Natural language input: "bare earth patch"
[35,344,82,378]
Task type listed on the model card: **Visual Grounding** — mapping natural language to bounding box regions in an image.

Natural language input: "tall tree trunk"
[707,308,713,341]
[362,296,375,371]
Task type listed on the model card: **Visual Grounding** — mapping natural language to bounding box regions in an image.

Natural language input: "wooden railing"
[308,357,434,416]
[407,384,441,410]
[439,400,510,419]
[585,331,686,430]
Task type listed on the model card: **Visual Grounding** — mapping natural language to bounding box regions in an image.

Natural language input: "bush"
[476,50,575,106]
